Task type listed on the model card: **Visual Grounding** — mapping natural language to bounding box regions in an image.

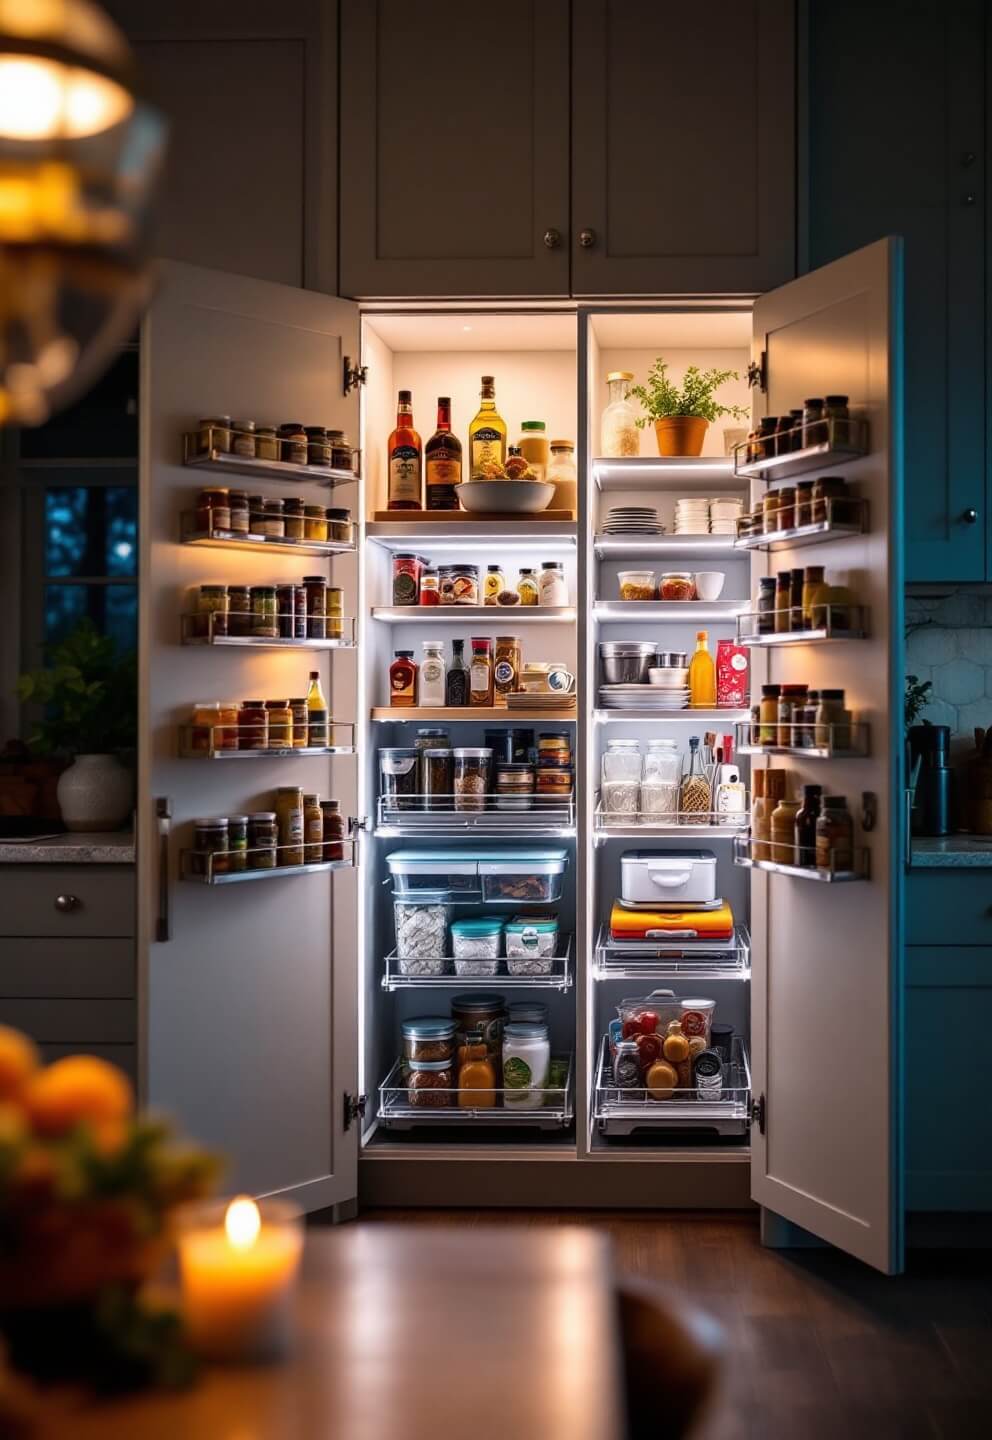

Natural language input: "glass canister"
[640,738,681,819]
[265,700,294,748]
[231,420,256,457]
[261,497,285,538]
[227,583,251,638]
[602,738,642,824]
[193,817,229,877]
[277,423,308,465]
[305,425,330,466]
[251,585,278,638]
[495,761,535,811]
[453,747,492,811]
[247,812,277,869]
[196,584,228,638]
[601,370,639,457]
[546,439,577,511]
[379,747,421,811]
[227,815,248,873]
[407,1057,454,1108]
[303,576,327,639]
[304,504,328,541]
[255,427,279,461]
[238,700,268,750]
[422,748,453,806]
[283,497,305,540]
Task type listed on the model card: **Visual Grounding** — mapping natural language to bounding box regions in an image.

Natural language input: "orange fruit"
[0,1026,39,1100]
[0,1101,29,1147]
[24,1055,133,1137]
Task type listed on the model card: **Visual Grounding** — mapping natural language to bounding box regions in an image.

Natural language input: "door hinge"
[747,352,767,394]
[343,1092,367,1130]
[751,1093,766,1135]
[343,356,368,395]
[348,815,370,836]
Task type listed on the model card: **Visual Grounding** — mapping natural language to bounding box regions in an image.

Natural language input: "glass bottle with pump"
[306,670,328,748]
[468,375,507,477]
[425,396,462,510]
[388,390,422,510]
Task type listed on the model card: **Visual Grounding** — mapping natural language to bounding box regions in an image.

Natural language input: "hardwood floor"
[358,1209,992,1439]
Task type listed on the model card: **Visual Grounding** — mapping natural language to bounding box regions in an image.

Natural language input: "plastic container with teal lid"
[401,1017,456,1062]
[505,915,559,974]
[451,916,504,975]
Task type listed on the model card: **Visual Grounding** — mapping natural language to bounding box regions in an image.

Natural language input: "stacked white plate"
[506,692,576,711]
[673,497,712,535]
[709,496,744,535]
[598,684,689,710]
[602,505,663,535]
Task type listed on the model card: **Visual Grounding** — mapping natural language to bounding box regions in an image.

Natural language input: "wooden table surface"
[40,1226,627,1440]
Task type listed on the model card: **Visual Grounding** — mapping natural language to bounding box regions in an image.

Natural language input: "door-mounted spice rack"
[735,720,869,760]
[732,415,869,482]
[178,722,356,759]
[732,834,869,882]
[736,605,866,646]
[180,509,355,558]
[376,793,575,838]
[381,936,574,993]
[180,612,356,649]
[183,428,358,489]
[180,839,357,885]
[734,496,869,552]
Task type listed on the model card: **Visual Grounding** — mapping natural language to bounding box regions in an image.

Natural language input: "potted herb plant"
[17,621,137,832]
[629,359,749,457]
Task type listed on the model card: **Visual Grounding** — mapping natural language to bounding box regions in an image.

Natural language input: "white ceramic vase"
[57,753,133,832]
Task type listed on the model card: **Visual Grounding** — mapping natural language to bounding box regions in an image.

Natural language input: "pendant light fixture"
[0,0,166,426]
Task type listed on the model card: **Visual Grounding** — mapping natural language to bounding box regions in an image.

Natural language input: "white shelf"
[593,456,743,491]
[594,707,751,724]
[367,519,576,548]
[372,605,575,624]
[594,600,746,623]
[594,534,739,558]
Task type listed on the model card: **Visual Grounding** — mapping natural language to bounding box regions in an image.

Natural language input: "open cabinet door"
[749,238,905,1272]
[137,262,362,1214]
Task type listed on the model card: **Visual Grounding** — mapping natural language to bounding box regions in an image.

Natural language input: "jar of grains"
[453,747,492,812]
[406,1057,454,1108]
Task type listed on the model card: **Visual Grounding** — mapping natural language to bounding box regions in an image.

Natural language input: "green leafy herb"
[905,674,933,728]
[628,359,749,426]
[16,620,136,757]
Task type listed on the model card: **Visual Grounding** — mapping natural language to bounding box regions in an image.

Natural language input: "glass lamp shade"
[0,0,166,425]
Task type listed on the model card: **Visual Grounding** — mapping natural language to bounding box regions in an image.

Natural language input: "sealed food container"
[438,563,480,606]
[422,748,453,802]
[619,849,717,906]
[387,849,482,899]
[402,1017,456,1062]
[452,993,507,1074]
[193,817,229,876]
[392,552,421,606]
[453,748,492,812]
[495,762,534,810]
[502,1022,551,1108]
[247,812,277,869]
[618,570,657,601]
[505,915,559,975]
[393,900,450,971]
[659,572,696,601]
[479,848,568,903]
[679,998,716,1047]
[536,766,572,800]
[451,917,504,976]
[537,732,571,768]
[406,1057,454,1107]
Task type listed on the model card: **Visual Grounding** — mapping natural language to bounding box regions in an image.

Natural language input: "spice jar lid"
[497,762,533,773]
[693,1049,723,1078]
[824,394,849,404]
[279,421,306,431]
[451,993,506,1011]
[520,420,546,431]
[247,812,277,821]
[422,748,452,759]
[195,817,228,828]
[402,1018,457,1040]
[232,419,255,430]
[549,439,574,449]
[453,748,493,758]
[605,370,634,382]
[504,1022,549,1039]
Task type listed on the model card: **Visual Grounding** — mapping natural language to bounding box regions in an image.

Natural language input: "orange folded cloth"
[609,899,734,942]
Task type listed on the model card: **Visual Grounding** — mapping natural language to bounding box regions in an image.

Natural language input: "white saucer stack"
[673,497,712,535]
[602,505,663,535]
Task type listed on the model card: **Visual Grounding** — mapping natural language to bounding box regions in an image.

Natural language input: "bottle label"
[389,444,421,504]
[307,707,328,744]
[494,659,516,688]
[425,455,461,509]
[470,661,491,694]
[471,427,503,474]
[422,660,444,685]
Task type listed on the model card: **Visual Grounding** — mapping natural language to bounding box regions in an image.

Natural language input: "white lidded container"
[502,1022,551,1108]
[619,849,718,906]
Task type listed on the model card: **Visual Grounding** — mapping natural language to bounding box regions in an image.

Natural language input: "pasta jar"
[238,700,268,750]
[277,422,308,465]
[494,635,521,704]
[247,812,277,869]
[538,561,568,607]
[196,584,228,638]
[406,1057,454,1108]
[251,585,278,638]
[392,552,420,606]
[193,817,229,877]
[495,761,535,810]
[283,496,305,540]
[454,747,492,811]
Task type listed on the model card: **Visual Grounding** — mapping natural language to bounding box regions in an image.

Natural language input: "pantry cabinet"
[338,0,796,299]
[804,0,987,582]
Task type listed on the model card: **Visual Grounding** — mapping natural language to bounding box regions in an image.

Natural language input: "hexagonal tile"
[956,698,992,738]
[907,625,956,669]
[933,657,985,706]
[919,696,959,732]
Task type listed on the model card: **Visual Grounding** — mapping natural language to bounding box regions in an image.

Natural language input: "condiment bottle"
[770,795,801,866]
[516,568,538,606]
[757,576,777,634]
[420,640,447,706]
[306,671,328,748]
[446,638,469,706]
[321,799,345,862]
[688,630,716,708]
[469,637,494,707]
[816,796,854,873]
[387,390,422,509]
[754,769,786,861]
[774,572,792,632]
[758,684,781,746]
[303,792,323,863]
[795,784,823,867]
[484,565,505,605]
[275,786,304,866]
[390,650,418,707]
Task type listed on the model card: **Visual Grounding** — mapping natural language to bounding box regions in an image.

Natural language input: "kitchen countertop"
[0,831,135,864]
[911,835,992,867]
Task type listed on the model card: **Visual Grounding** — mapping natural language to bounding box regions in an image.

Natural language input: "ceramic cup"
[520,662,576,694]
[693,571,726,601]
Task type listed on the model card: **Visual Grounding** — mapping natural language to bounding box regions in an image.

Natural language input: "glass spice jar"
[247,494,265,533]
[321,799,345,861]
[407,1057,454,1108]
[816,796,854,873]
[762,490,782,535]
[454,748,492,811]
[758,684,781,745]
[289,698,309,749]
[305,426,330,466]
[231,420,256,457]
[774,414,795,456]
[197,584,228,638]
[422,748,454,805]
[227,814,248,873]
[304,504,328,541]
[293,584,307,640]
[756,416,779,460]
[811,476,850,525]
[194,817,229,876]
[262,497,285,538]
[275,785,305,866]
[265,700,293,747]
[196,487,230,531]
[824,394,851,446]
[774,572,792,633]
[251,585,278,638]
[770,797,801,865]
[794,480,815,528]
[238,700,268,750]
[198,416,231,454]
[776,486,796,530]
[303,792,323,862]
[802,398,827,448]
[227,583,251,638]
[777,684,808,748]
[228,490,250,533]
[327,586,344,641]
[255,427,279,461]
[757,577,777,635]
[328,431,353,471]
[326,507,353,544]
[303,576,327,639]
[276,583,296,640]
[283,497,305,540]
[420,569,440,605]
[278,422,308,465]
[247,812,277,869]
[495,761,535,811]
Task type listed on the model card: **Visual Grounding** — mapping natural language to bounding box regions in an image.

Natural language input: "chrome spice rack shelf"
[180,508,355,558]
[381,936,573,992]
[732,415,868,482]
[733,834,869,882]
[183,428,358,489]
[736,604,866,646]
[593,925,750,981]
[734,495,869,552]
[180,839,356,885]
[594,1037,751,1138]
[179,722,356,759]
[376,793,575,837]
[181,612,356,649]
[735,720,869,760]
[378,1054,574,1129]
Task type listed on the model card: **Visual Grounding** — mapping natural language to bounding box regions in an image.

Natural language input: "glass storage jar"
[379,747,420,811]
[227,814,248,872]
[196,584,228,638]
[451,993,507,1076]
[303,576,327,639]
[304,504,328,541]
[454,748,492,811]
[226,583,250,638]
[328,431,353,470]
[305,425,330,466]
[602,738,641,823]
[546,439,577,511]
[255,427,278,461]
[283,496,304,540]
[406,1057,454,1108]
[247,812,277,869]
[195,486,230,531]
[198,416,231,453]
[326,507,353,544]
[422,748,453,805]
[495,761,535,810]
[402,1018,456,1062]
[193,817,228,877]
[231,420,256,457]
[261,497,285,538]
[238,700,268,750]
[538,561,568,607]
[228,489,249,533]
[502,1022,551,1108]
[601,371,639,457]
[251,585,278,638]
[770,798,801,865]
[640,738,681,818]
[815,796,854,872]
[451,918,503,977]
[277,423,307,465]
[505,915,559,976]
[393,901,450,971]
[392,553,421,606]
[265,700,293,748]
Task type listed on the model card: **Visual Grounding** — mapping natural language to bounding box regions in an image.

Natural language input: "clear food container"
[618,570,657,601]
[393,899,451,973]
[479,848,568,904]
[659,572,696,601]
[401,1018,457,1062]
[387,849,482,899]
[451,917,504,976]
[505,915,559,975]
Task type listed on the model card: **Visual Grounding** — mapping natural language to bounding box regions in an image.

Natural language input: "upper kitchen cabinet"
[339,0,570,299]
[571,0,796,297]
[107,0,337,291]
[805,0,986,582]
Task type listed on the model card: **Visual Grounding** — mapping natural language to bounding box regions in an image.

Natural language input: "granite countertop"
[0,831,135,864]
[910,835,992,867]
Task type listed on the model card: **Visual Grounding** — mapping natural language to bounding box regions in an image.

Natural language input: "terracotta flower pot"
[654,416,709,457]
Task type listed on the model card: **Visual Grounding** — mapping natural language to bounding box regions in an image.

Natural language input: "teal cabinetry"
[805,0,987,581]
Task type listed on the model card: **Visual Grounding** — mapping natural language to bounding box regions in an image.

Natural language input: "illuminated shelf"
[372,606,575,624]
[594,600,745,623]
[372,706,577,722]
[593,456,743,492]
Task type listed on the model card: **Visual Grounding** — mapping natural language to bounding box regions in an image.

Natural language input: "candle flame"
[225,1195,261,1250]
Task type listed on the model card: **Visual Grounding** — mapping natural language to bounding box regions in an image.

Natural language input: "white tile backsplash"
[906,592,992,741]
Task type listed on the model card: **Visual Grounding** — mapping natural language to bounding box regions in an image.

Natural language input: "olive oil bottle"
[468,375,507,477]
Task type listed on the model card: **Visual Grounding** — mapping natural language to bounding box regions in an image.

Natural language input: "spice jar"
[423,748,453,805]
[762,490,781,535]
[392,553,420,607]
[824,394,851,446]
[247,494,265,532]
[304,504,328,542]
[494,635,521,705]
[289,698,308,749]
[328,431,353,471]
[305,425,330,466]
[390,651,418,706]
[256,427,278,461]
[303,576,327,639]
[238,699,268,751]
[469,637,494,707]
[227,814,248,873]
[516,568,538,606]
[251,585,278,638]
[815,689,849,750]
[790,567,805,630]
[538,561,568,607]
[451,994,507,1077]
[196,486,230,531]
[484,565,505,605]
[795,480,815,528]
[247,812,277,869]
[538,732,571,769]
[795,690,820,750]
[283,496,305,540]
[755,416,779,460]
[795,784,822,867]
[265,700,293,748]
[190,702,229,753]
[194,817,228,877]
[261,497,285,538]
[811,476,850,526]
[198,416,231,454]
[402,1018,457,1063]
[275,786,304,866]
[292,583,307,640]
[774,572,792,632]
[770,796,801,865]
[816,796,854,873]
[277,422,307,465]
[419,569,439,605]
[802,398,827,448]
[407,1057,454,1108]
[326,586,344,641]
[777,684,808,748]
[614,1040,642,1091]
[302,792,323,863]
[776,486,796,530]
[774,414,795,457]
[758,684,781,745]
[752,769,785,861]
[454,747,492,811]
[195,584,228,639]
[757,577,777,634]
[326,507,353,544]
[276,584,296,640]
[321,799,345,861]
[231,420,256,457]
[536,766,573,800]
[495,761,535,811]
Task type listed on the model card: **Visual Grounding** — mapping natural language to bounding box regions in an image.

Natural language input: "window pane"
[44,485,137,577]
[43,584,86,644]
[44,584,137,652]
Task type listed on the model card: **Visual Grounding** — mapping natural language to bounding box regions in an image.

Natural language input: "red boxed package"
[716,640,749,707]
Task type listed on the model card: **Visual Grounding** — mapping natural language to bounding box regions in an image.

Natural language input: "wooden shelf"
[371,706,577,722]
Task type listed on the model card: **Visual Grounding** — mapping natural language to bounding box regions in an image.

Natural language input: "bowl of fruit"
[455,454,555,514]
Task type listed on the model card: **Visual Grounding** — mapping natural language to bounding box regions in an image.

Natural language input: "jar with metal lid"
[255,427,278,461]
[190,702,235,753]
[247,494,265,532]
[283,496,305,540]
[454,747,492,811]
[774,572,792,633]
[196,583,228,638]
[538,561,568,607]
[251,585,278,638]
[265,700,293,748]
[774,413,795,457]
[238,700,268,750]
[516,568,538,606]
[392,552,420,606]
[328,431,353,470]
[276,584,295,640]
[451,994,506,1076]
[537,766,573,801]
[327,585,344,641]
[494,635,521,705]
[326,507,353,544]
[776,486,796,530]
[794,480,815,528]
[275,785,304,866]
[305,425,330,466]
[815,689,849,749]
[292,584,307,640]
[777,684,808,748]
[423,748,453,804]
[755,416,779,460]
[414,727,450,752]
[420,569,440,605]
[198,416,231,454]
[815,796,854,872]
[196,487,230,531]
[261,497,285,538]
[303,576,327,639]
[247,812,277,869]
[227,815,248,872]
[811,475,850,526]
[495,761,535,810]
[289,698,308,749]
[402,1018,457,1063]
[227,490,249,534]
[194,817,229,876]
[502,1022,551,1107]
[537,732,571,768]
[802,398,827,448]
[321,799,345,862]
[304,504,328,541]
[303,792,323,863]
[795,690,819,750]
[277,423,307,465]
[614,1040,642,1091]
[762,490,781,534]
[231,419,256,457]
[824,394,850,445]
[757,577,777,634]
[759,684,780,745]
[406,1057,454,1108]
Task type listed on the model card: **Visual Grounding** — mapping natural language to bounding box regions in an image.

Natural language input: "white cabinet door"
[749,239,905,1273]
[138,262,361,1213]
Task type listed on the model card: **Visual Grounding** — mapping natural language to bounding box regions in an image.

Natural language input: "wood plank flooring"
[358,1209,992,1439]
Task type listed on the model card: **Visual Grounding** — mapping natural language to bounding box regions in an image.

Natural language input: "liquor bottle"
[306,670,328,748]
[446,638,469,707]
[468,375,507,477]
[425,396,462,510]
[688,630,717,708]
[387,390,422,510]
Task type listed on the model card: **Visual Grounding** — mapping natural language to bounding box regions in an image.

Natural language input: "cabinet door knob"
[578,228,597,248]
[963,507,978,524]
[962,193,977,206]
[543,227,562,250]
[962,151,977,166]
[54,894,80,912]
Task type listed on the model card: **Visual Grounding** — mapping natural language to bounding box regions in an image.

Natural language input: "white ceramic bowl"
[648,668,689,687]
[693,571,726,601]
[455,479,554,514]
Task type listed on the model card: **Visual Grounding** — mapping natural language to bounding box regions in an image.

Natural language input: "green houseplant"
[629,359,748,456]
[17,621,137,831]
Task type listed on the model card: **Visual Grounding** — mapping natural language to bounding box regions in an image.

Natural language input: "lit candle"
[177,1195,304,1362]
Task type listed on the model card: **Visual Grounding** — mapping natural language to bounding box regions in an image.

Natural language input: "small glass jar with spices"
[469,638,494,707]
[537,732,571,769]
[326,507,353,544]
[494,761,535,811]
[193,817,229,877]
[190,702,236,753]
[227,814,249,873]
[303,576,327,639]
[770,796,801,865]
[228,490,250,534]
[777,684,808,748]
[292,584,307,640]
[762,490,782,535]
[238,700,268,750]
[305,426,330,467]
[811,476,851,526]
[261,497,285,538]
[198,416,232,454]
[790,567,805,630]
[255,427,279,461]
[321,799,345,862]
[774,572,792,633]
[196,583,228,638]
[407,1057,454,1108]
[276,583,296,640]
[494,635,521,705]
[328,430,353,471]
[755,416,779,460]
[802,398,828,448]
[275,786,304,866]
[195,487,230,531]
[303,793,323,863]
[816,796,854,873]
[326,586,344,641]
[419,569,440,605]
[265,700,293,748]
[247,494,265,533]
[774,414,795,457]
[775,486,796,531]
[247,812,277,869]
[231,420,256,457]
[278,422,308,465]
[304,504,328,542]
[454,748,492,811]
[824,395,851,445]
[536,766,573,801]
[758,684,781,745]
[228,584,251,637]
[516,568,538,606]
[250,585,278,638]
[283,497,305,540]
[289,698,309,749]
[422,748,453,805]
[815,689,849,750]
[756,576,777,634]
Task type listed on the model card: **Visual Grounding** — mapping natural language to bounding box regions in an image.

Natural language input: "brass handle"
[963,508,978,524]
[54,894,79,913]
[543,227,561,250]
[578,228,596,248]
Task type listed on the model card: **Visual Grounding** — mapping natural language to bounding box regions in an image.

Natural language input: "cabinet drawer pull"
[578,228,596,248]
[54,894,80,913]
[543,227,561,250]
